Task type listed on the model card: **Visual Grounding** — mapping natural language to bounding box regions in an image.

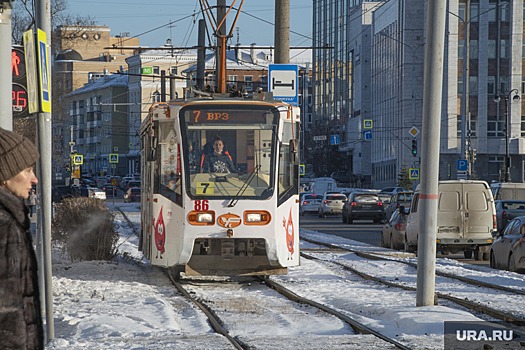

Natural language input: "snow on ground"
[44,204,524,349]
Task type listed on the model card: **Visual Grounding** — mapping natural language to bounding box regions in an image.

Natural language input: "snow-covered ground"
[44,203,524,349]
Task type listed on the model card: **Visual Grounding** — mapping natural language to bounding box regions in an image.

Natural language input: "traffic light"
[411,139,417,156]
[12,46,29,118]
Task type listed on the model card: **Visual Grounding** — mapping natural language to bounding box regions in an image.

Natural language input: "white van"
[405,180,496,260]
[490,182,525,200]
[308,177,338,195]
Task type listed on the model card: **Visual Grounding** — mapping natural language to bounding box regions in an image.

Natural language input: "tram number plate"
[196,182,215,194]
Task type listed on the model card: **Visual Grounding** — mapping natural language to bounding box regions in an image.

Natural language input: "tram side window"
[156,126,182,206]
[278,122,299,204]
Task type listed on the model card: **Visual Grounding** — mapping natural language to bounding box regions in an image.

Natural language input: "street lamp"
[493,89,520,182]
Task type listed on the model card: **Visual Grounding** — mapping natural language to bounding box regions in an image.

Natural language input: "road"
[299,213,490,267]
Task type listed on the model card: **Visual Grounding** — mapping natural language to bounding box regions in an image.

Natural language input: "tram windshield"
[180,104,279,199]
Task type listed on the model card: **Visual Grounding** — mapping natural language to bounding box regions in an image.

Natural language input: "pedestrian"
[27,189,37,217]
[0,127,44,349]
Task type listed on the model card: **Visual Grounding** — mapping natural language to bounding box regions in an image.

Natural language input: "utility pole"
[216,0,227,92]
[196,19,206,91]
[416,0,446,307]
[274,0,290,63]
[0,0,13,130]
[35,0,54,340]
[459,0,470,177]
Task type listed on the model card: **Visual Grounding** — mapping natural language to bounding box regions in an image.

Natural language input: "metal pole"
[460,0,470,173]
[35,0,54,340]
[504,96,510,182]
[274,0,290,63]
[416,0,447,307]
[0,1,13,130]
[196,19,206,90]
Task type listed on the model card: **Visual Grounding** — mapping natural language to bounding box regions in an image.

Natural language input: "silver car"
[318,193,347,218]
[490,216,525,273]
[299,193,323,216]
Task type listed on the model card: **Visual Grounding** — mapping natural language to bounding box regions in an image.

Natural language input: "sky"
[66,0,313,48]
[43,202,525,349]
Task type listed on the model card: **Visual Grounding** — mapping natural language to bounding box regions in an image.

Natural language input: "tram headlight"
[197,213,214,223]
[187,211,215,226]
[244,211,271,225]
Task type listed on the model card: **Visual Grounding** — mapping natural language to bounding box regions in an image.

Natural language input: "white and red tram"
[139,95,301,276]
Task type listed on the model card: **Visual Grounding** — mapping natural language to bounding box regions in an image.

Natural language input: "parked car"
[385,191,414,220]
[495,200,525,232]
[490,216,525,273]
[318,193,347,218]
[406,180,496,259]
[300,193,323,216]
[124,187,141,203]
[125,180,141,191]
[342,192,385,224]
[381,206,409,250]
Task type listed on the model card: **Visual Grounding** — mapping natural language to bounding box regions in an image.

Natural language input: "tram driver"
[201,137,236,173]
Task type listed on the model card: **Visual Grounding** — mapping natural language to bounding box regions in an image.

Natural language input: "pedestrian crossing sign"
[72,154,83,165]
[109,153,119,163]
[409,168,420,180]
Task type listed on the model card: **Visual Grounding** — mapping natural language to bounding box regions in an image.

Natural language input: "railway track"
[166,272,411,350]
[301,236,525,326]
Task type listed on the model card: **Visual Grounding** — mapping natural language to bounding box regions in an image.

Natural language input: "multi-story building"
[313,0,525,188]
[65,73,129,176]
[54,26,140,181]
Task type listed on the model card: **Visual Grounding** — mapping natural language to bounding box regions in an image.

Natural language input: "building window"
[488,40,496,59]
[153,66,160,75]
[487,118,505,137]
[521,115,525,137]
[244,75,253,92]
[500,40,509,59]
[170,66,178,75]
[488,76,496,95]
[489,156,504,177]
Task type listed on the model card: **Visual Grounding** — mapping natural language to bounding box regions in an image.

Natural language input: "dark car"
[124,187,141,203]
[385,191,413,220]
[490,216,525,273]
[494,200,525,232]
[102,185,118,197]
[342,192,385,224]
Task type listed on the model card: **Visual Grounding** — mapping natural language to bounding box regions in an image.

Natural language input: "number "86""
[194,200,209,211]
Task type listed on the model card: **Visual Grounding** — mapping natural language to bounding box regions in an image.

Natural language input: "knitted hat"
[0,128,39,183]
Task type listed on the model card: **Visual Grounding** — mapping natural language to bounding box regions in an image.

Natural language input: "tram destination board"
[183,106,274,125]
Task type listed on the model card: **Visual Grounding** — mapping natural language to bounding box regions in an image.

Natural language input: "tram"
[138,92,301,276]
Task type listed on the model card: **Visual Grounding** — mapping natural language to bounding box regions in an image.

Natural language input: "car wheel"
[482,252,490,261]
[508,254,516,272]
[380,233,386,247]
[318,210,323,218]
[490,251,496,269]
[464,250,473,259]
[341,214,346,224]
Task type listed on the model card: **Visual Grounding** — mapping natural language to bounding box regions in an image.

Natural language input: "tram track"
[300,237,525,326]
[165,271,409,350]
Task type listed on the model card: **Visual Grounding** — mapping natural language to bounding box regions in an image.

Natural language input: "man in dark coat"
[0,127,43,349]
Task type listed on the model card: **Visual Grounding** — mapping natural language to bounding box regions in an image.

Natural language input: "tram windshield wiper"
[227,164,261,207]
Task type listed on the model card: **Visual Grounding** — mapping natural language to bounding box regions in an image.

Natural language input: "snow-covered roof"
[67,73,128,96]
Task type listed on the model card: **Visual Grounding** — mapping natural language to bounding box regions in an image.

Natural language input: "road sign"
[363,130,372,141]
[409,168,420,180]
[142,66,153,75]
[363,119,373,129]
[457,159,468,172]
[313,135,327,141]
[109,153,119,163]
[37,29,51,113]
[409,126,420,138]
[72,154,83,165]
[330,134,340,145]
[268,64,299,106]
